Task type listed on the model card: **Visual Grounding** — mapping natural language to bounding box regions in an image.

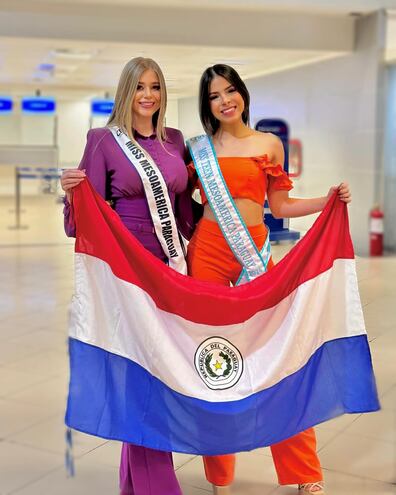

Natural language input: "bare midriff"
[203,198,264,226]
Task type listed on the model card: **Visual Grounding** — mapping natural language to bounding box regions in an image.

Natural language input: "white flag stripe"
[69,254,366,403]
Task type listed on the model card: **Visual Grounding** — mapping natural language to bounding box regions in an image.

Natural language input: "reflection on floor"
[0,194,395,494]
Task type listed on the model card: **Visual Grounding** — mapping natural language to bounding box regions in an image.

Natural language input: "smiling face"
[208,75,245,125]
[132,69,161,119]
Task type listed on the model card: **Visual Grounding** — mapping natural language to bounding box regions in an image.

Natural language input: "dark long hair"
[199,64,250,135]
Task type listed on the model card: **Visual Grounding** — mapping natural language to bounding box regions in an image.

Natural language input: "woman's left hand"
[327,182,352,204]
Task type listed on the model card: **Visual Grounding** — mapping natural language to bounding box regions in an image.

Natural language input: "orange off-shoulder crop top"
[187,154,293,206]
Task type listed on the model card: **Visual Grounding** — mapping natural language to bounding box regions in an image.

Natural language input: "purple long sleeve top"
[64,126,193,260]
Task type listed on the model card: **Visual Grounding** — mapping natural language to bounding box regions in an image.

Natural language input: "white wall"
[57,100,91,167]
[0,115,20,146]
[178,96,202,139]
[383,66,396,251]
[178,12,386,256]
[0,106,58,194]
[165,99,179,129]
[0,112,56,146]
[21,115,56,146]
[249,12,386,256]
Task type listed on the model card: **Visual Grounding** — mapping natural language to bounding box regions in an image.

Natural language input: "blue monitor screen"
[22,97,56,114]
[0,97,13,113]
[91,99,114,115]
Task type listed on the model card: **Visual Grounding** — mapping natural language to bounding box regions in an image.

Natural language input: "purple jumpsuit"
[64,126,193,495]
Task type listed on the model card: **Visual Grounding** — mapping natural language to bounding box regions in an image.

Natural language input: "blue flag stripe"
[65,335,379,455]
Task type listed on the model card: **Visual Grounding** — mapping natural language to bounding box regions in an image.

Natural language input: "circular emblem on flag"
[194,337,243,390]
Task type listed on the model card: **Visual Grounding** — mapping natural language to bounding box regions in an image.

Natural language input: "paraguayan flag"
[65,180,379,455]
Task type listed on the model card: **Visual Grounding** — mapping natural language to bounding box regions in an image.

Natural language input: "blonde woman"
[61,57,192,495]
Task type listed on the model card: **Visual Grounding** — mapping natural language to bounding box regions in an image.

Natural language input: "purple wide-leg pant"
[120,444,182,495]
[118,223,183,495]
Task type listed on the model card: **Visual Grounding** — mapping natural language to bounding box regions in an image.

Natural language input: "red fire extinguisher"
[369,205,384,256]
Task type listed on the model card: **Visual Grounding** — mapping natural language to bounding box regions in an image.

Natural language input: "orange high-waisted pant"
[187,218,323,487]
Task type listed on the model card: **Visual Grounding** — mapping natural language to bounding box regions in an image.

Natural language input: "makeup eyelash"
[136,85,161,90]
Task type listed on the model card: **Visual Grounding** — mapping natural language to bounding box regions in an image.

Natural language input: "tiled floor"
[0,195,395,494]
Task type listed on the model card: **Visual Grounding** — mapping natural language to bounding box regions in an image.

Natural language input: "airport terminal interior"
[0,1,395,494]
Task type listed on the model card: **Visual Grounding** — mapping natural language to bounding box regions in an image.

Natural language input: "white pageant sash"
[110,127,187,275]
[187,134,270,285]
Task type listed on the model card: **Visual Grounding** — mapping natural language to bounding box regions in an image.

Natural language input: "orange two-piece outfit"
[186,155,323,486]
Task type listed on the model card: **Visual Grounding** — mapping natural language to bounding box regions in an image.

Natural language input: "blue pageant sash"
[187,134,270,285]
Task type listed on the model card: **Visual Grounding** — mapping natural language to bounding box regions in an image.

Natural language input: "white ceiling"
[7,0,396,15]
[0,37,341,100]
[386,10,396,62]
[0,1,395,100]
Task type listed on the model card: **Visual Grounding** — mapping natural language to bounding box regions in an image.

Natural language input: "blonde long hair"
[107,57,167,142]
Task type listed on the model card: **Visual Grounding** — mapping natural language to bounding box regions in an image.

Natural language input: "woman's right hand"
[61,169,86,202]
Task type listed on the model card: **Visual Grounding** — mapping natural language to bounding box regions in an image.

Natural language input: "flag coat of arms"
[65,180,379,455]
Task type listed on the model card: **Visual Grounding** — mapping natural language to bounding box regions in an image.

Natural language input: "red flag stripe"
[73,180,354,325]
